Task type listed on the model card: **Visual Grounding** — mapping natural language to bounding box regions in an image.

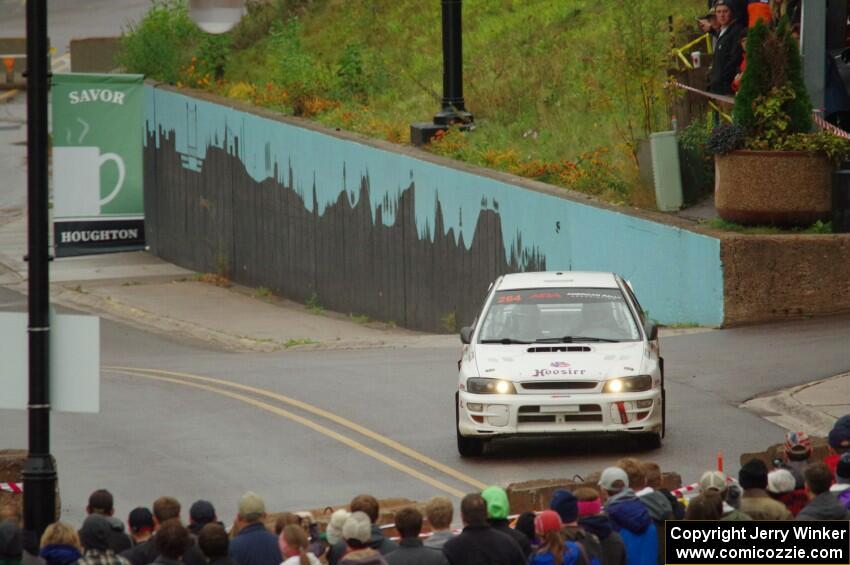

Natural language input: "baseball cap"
[128,507,155,533]
[699,6,716,19]
[237,492,265,520]
[699,470,727,494]
[598,467,629,492]
[342,511,371,544]
[836,453,850,484]
[714,0,734,12]
[190,500,216,525]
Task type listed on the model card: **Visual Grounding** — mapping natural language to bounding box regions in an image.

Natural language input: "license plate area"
[540,404,580,413]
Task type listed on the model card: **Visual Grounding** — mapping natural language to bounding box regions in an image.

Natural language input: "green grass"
[663,322,702,329]
[305,292,325,315]
[121,0,707,207]
[349,312,373,324]
[283,338,317,348]
[255,286,273,298]
[705,218,833,235]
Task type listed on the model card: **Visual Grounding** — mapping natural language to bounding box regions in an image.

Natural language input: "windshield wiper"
[480,338,533,344]
[534,336,621,343]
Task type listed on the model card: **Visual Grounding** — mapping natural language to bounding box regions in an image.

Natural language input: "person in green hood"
[480,486,531,558]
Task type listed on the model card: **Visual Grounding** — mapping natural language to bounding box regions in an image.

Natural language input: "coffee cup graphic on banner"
[53,146,125,217]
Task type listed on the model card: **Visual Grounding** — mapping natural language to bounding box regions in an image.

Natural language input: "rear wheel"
[456,393,486,457]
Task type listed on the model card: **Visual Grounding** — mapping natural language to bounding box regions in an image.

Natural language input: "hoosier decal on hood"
[531,361,587,377]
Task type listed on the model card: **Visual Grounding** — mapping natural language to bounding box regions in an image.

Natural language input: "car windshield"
[477,287,641,343]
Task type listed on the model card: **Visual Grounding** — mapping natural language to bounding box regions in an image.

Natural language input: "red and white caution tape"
[670,80,736,105]
[0,482,23,493]
[671,475,736,499]
[671,80,850,139]
[812,112,850,140]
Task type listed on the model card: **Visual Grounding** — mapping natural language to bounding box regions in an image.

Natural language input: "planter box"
[715,150,832,227]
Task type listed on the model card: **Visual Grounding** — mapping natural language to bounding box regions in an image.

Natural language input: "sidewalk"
[0,206,455,351]
[741,372,850,437]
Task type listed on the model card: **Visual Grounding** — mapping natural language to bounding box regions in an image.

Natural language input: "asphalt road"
[3,286,850,526]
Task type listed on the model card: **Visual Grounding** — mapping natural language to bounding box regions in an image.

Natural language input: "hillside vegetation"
[121,0,706,206]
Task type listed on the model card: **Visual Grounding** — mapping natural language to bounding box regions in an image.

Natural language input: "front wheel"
[456,393,486,457]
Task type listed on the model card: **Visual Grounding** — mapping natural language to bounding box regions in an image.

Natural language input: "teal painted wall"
[144,85,724,327]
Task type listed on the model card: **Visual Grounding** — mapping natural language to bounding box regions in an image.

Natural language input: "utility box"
[833,169,850,233]
[650,131,684,212]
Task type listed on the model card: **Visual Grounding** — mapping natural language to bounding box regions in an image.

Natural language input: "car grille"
[517,404,603,423]
[519,381,598,390]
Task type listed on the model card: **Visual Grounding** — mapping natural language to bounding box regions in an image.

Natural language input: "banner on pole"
[52,73,145,257]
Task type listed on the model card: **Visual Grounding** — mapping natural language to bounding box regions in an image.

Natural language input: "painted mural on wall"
[144,86,724,330]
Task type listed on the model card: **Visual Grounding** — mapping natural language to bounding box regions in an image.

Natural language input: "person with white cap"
[766,469,807,517]
[599,467,657,565]
[338,512,388,565]
[698,471,751,521]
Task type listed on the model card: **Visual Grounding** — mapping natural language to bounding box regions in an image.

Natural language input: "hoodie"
[830,484,850,509]
[579,516,626,565]
[80,516,113,553]
[39,545,82,565]
[635,489,671,565]
[796,492,850,520]
[482,486,531,557]
[338,547,389,565]
[604,491,657,565]
[0,522,22,565]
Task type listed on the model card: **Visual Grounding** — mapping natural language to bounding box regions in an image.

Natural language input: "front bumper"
[457,389,662,438]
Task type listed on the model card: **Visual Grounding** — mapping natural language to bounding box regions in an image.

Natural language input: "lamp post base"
[410,120,474,147]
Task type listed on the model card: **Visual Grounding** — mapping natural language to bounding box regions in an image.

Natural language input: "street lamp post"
[411,0,474,146]
[23,0,56,538]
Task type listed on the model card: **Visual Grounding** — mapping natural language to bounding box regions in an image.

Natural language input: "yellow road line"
[0,89,18,103]
[108,368,467,499]
[104,365,488,490]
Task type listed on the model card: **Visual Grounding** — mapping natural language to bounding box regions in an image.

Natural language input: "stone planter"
[715,150,832,226]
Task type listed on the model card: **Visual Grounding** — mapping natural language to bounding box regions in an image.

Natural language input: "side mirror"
[460,326,473,344]
[645,321,659,341]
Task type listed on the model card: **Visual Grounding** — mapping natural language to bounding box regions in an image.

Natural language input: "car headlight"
[603,375,653,393]
[466,378,517,394]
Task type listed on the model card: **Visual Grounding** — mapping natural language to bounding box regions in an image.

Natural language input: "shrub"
[118,0,202,84]
[706,124,745,155]
[732,18,811,137]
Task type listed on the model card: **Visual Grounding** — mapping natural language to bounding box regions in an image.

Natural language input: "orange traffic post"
[717,451,724,473]
[3,57,15,84]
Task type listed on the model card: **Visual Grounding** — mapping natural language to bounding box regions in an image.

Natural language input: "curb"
[739,373,849,436]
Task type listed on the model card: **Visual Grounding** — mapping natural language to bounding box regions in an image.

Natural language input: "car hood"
[472,341,648,382]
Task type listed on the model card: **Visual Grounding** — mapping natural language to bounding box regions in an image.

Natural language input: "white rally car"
[456,271,665,456]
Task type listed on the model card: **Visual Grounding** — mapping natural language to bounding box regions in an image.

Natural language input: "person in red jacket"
[747,0,772,27]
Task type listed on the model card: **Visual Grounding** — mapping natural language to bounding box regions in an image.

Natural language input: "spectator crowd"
[697,0,850,127]
[1,415,849,565]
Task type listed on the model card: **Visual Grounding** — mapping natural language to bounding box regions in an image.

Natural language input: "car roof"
[495,271,620,290]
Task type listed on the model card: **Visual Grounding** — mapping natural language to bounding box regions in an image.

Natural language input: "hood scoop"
[526,345,592,353]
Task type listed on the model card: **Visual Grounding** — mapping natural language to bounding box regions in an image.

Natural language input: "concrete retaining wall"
[722,234,850,325]
[69,37,121,73]
[143,85,725,331]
